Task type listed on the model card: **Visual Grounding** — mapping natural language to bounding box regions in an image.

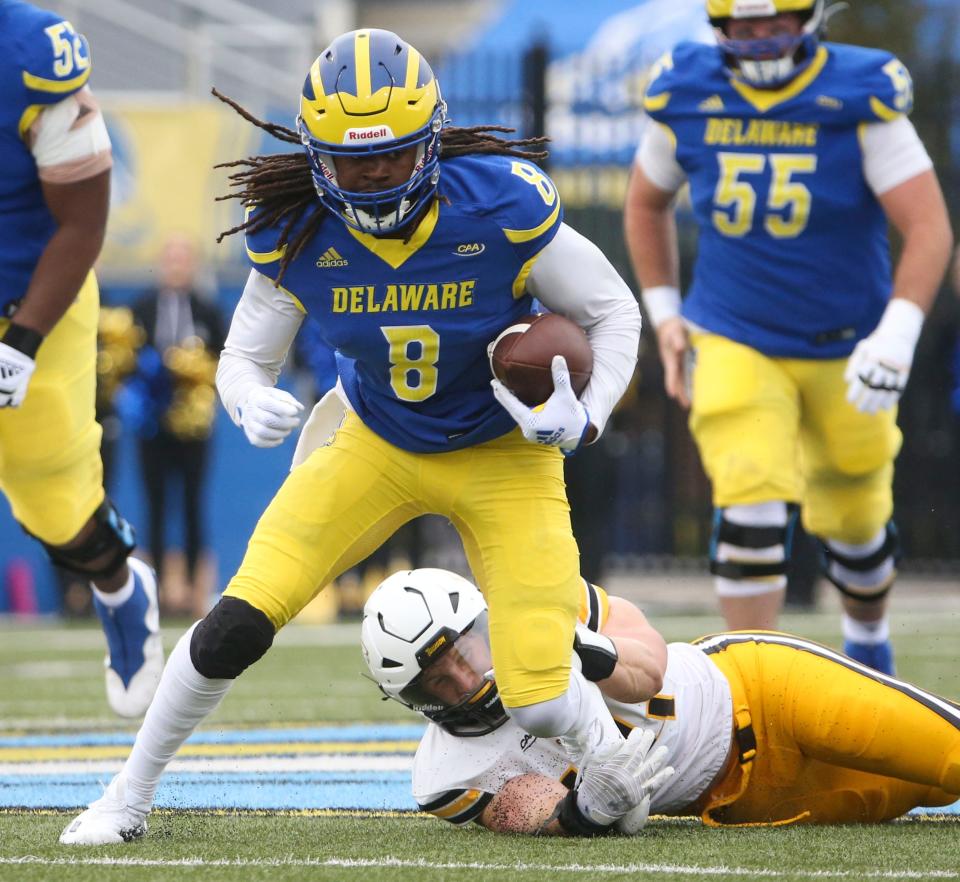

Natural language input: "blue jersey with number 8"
[644,41,915,359]
[245,153,563,452]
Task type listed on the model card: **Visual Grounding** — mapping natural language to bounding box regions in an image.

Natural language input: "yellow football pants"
[0,272,104,544]
[688,333,902,543]
[224,411,582,708]
[699,632,960,825]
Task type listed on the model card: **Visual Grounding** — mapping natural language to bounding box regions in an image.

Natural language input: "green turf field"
[2,608,958,882]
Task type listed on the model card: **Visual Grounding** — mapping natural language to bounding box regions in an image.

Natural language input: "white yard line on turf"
[0,857,957,878]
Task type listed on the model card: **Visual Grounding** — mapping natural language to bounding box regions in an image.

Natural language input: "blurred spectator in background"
[120,234,225,617]
[624,0,953,674]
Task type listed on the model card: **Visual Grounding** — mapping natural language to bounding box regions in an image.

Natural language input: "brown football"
[488,313,593,406]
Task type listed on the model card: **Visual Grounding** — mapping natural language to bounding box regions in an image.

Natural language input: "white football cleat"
[59,772,148,845]
[92,557,164,718]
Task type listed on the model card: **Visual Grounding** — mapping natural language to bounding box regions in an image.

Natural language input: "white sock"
[505,668,623,757]
[559,669,624,758]
[91,569,134,608]
[842,613,890,645]
[123,624,232,813]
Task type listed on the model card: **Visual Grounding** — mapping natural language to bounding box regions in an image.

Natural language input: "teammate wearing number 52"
[60,28,644,844]
[0,1,162,716]
[625,0,953,673]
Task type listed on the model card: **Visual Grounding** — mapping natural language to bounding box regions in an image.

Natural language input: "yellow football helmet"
[297,29,446,234]
[707,0,826,87]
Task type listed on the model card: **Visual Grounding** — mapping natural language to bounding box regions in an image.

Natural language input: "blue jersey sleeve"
[642,49,679,122]
[15,7,92,106]
[493,158,563,263]
[861,53,914,121]
[243,205,285,283]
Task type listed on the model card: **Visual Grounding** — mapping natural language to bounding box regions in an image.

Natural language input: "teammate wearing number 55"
[0,1,162,717]
[60,28,643,845]
[624,0,953,673]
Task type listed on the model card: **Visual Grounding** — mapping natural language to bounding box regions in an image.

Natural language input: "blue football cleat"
[844,638,896,676]
[92,557,164,717]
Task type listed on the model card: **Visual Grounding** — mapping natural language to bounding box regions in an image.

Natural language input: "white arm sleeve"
[216,269,305,426]
[635,122,686,194]
[30,87,112,183]
[526,223,641,438]
[861,116,933,196]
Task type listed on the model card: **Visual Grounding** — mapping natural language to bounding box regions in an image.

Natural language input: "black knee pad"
[708,504,797,580]
[819,521,901,601]
[190,596,275,679]
[35,499,135,580]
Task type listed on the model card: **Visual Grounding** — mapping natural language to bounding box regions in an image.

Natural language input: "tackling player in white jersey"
[362,569,960,834]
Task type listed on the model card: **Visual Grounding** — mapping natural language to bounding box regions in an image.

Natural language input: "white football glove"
[0,340,37,408]
[613,746,676,835]
[575,726,675,828]
[235,385,304,448]
[844,299,924,415]
[490,355,590,454]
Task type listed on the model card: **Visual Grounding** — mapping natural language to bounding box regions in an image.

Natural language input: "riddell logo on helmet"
[731,0,778,15]
[344,125,395,143]
[424,634,447,656]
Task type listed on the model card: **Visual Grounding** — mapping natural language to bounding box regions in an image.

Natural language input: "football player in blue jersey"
[624,0,953,674]
[60,28,645,845]
[0,1,162,717]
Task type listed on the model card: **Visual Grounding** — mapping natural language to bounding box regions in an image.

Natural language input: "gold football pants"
[688,332,901,543]
[224,412,582,708]
[698,632,960,825]
[0,272,104,544]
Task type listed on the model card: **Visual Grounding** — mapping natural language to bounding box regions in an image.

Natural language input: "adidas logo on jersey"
[316,247,348,268]
[698,95,725,112]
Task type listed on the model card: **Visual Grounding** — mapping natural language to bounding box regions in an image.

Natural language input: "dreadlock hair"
[212,88,550,286]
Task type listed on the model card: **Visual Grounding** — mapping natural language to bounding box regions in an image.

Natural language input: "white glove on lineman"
[575,726,675,827]
[613,745,676,835]
[0,340,36,408]
[490,355,590,453]
[236,385,304,448]
[844,299,924,415]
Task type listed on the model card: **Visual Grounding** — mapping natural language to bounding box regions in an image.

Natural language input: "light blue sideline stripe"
[913,802,960,815]
[0,771,956,814]
[0,724,426,748]
[0,771,414,810]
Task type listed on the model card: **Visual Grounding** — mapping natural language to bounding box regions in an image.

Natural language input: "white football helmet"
[360,568,508,737]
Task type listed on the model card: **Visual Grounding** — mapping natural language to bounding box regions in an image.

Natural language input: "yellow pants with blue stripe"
[698,632,960,825]
[0,272,104,544]
[688,333,901,543]
[224,411,581,708]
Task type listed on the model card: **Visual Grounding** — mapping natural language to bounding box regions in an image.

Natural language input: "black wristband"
[556,789,613,837]
[3,322,43,358]
[573,630,618,682]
